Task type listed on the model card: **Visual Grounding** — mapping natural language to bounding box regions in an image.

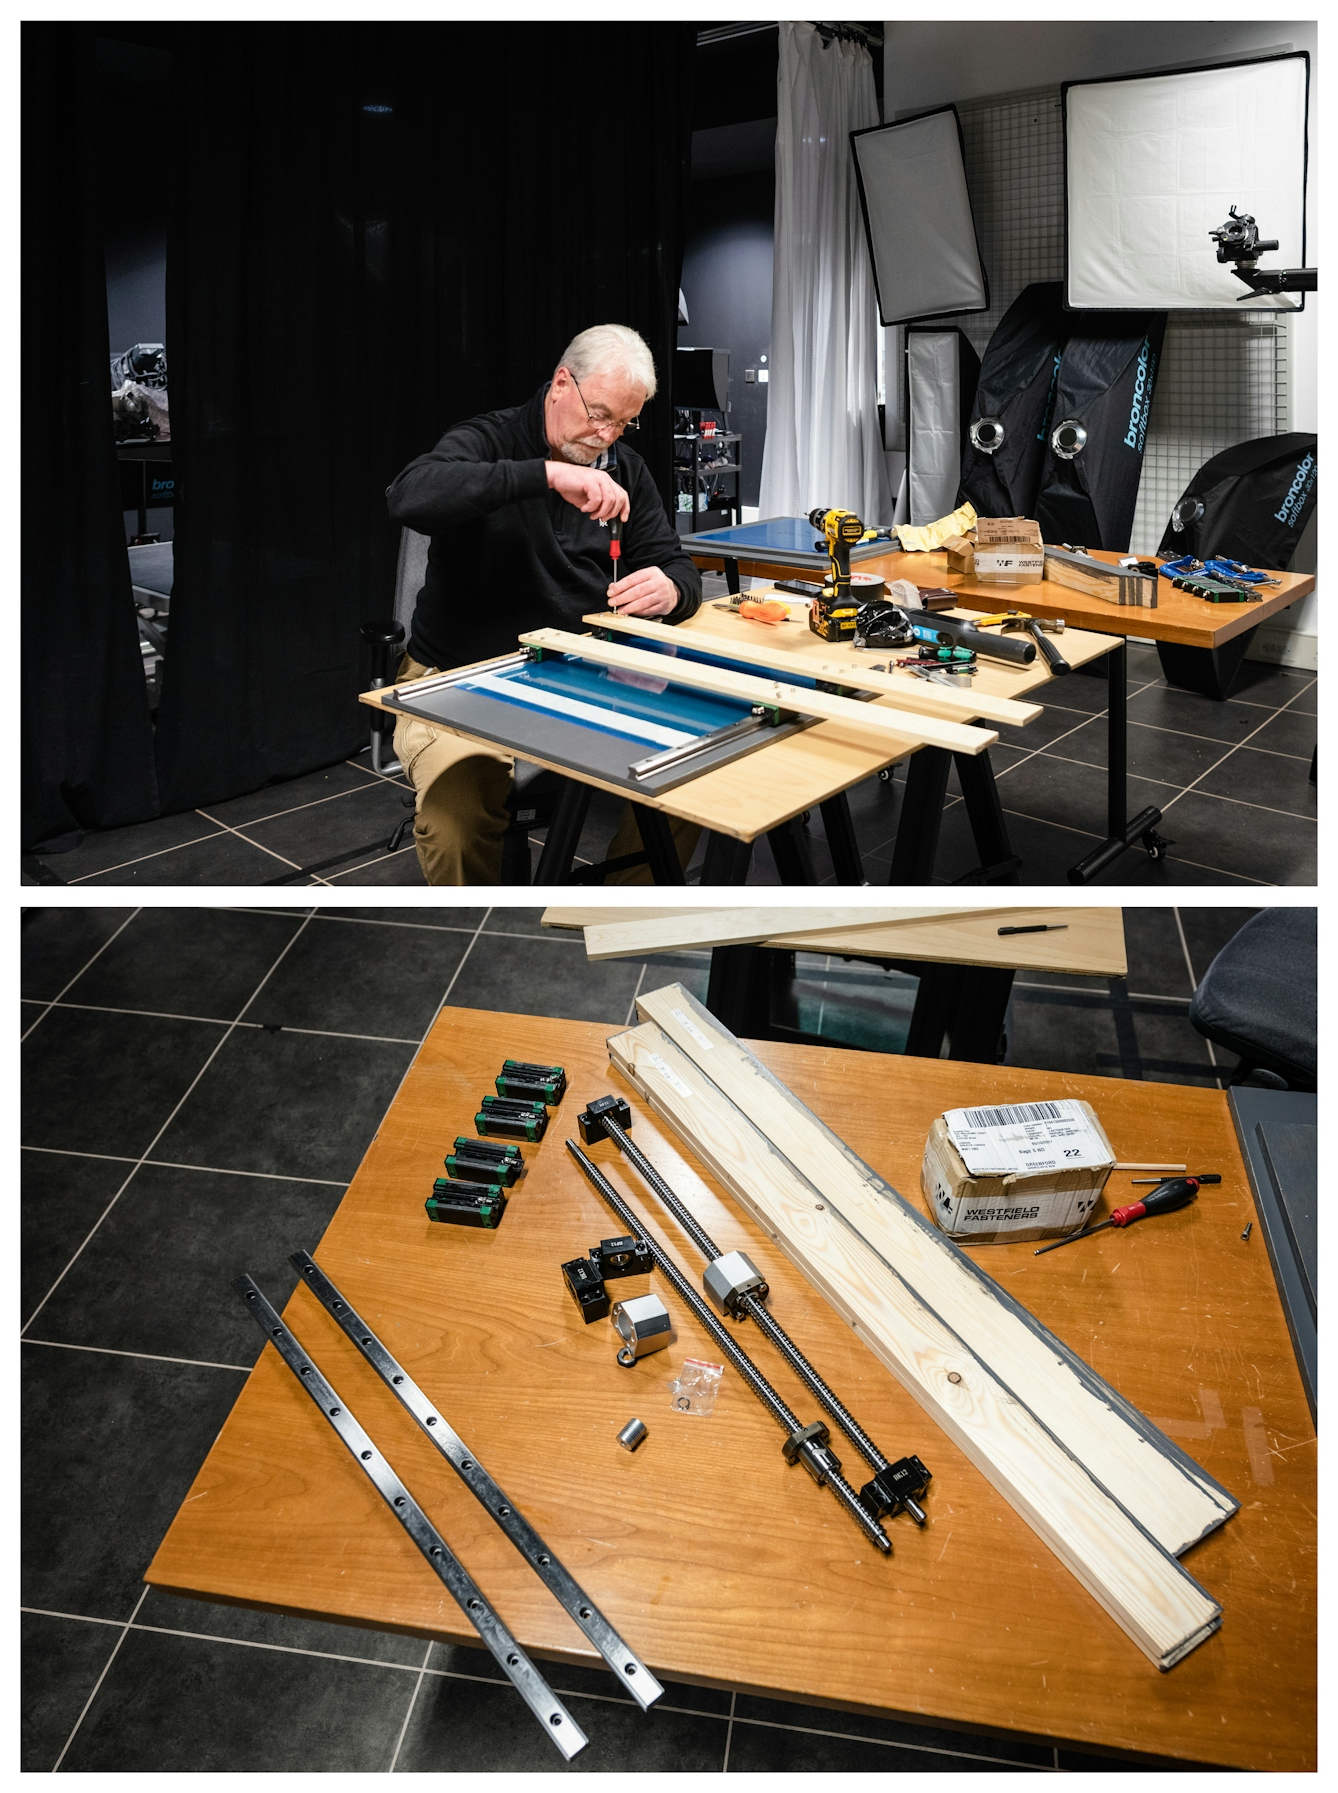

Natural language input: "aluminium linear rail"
[234,1275,586,1761]
[288,1250,663,1711]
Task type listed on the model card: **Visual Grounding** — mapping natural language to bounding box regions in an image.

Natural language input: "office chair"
[1189,909,1316,1091]
[360,527,567,882]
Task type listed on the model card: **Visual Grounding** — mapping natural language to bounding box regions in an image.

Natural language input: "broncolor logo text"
[1274,454,1316,526]
[1123,340,1156,452]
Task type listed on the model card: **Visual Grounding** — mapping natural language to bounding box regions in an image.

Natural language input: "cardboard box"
[943,534,975,576]
[971,517,1044,585]
[920,1100,1115,1244]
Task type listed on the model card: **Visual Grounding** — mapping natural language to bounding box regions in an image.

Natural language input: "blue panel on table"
[456,656,755,746]
[689,518,829,552]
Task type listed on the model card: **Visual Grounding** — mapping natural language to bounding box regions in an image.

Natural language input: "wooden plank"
[1043,548,1158,608]
[634,985,1238,1559]
[765,906,1127,976]
[580,611,1043,728]
[583,907,992,963]
[541,907,697,932]
[607,1021,1222,1670]
[518,628,1000,757]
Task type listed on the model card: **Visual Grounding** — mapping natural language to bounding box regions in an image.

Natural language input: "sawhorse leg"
[887,749,951,883]
[700,831,753,884]
[1068,642,1168,883]
[952,752,1022,884]
[819,793,866,885]
[903,963,1016,1063]
[765,816,818,884]
[631,804,687,886]
[533,780,591,883]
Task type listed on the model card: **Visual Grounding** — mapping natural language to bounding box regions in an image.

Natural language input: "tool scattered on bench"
[997,922,1068,935]
[1033,1174,1221,1254]
[235,1273,591,1758]
[284,1251,665,1714]
[974,610,1072,676]
[577,1095,931,1529]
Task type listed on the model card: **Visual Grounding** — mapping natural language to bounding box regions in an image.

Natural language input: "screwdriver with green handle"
[1033,1174,1221,1256]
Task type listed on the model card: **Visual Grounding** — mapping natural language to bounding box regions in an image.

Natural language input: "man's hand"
[607,565,680,617]
[545,461,630,523]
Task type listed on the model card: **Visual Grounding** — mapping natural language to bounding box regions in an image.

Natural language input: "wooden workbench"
[146,1006,1315,1770]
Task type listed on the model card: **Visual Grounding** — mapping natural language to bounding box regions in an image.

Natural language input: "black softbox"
[905,326,980,525]
[1157,433,1317,567]
[1034,310,1167,551]
[957,282,1065,519]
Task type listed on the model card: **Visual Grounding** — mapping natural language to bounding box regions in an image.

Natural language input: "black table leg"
[724,557,741,596]
[766,816,818,884]
[1067,642,1168,884]
[705,945,828,1046]
[951,751,1022,884]
[631,804,687,885]
[887,748,951,884]
[819,793,866,885]
[532,779,591,883]
[700,831,754,884]
[904,963,1015,1063]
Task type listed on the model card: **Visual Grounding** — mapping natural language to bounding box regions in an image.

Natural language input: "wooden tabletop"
[687,546,1314,650]
[540,904,1128,977]
[360,605,1114,845]
[147,1006,1315,1770]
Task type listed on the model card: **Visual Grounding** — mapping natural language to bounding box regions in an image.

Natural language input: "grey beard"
[556,439,603,466]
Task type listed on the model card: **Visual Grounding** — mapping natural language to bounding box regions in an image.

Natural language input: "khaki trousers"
[392,656,700,886]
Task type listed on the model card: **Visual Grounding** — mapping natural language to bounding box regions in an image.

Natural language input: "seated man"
[386,324,703,884]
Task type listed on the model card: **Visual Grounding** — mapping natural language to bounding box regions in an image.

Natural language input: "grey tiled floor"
[22,906,1251,1771]
[21,584,1316,887]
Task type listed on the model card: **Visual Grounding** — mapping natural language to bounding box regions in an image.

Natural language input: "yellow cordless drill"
[807,507,867,642]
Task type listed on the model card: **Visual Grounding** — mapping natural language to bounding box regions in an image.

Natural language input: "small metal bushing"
[616,1418,648,1453]
[611,1294,673,1367]
[703,1249,769,1318]
[577,1094,633,1145]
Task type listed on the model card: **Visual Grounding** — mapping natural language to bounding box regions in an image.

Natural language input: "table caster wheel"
[1141,829,1170,862]
[878,768,894,785]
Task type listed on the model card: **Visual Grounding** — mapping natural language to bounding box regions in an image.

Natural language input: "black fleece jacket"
[386,385,702,671]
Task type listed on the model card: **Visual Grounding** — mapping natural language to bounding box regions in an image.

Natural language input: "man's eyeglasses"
[568,370,640,434]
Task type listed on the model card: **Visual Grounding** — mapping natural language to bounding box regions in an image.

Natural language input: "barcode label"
[960,1102,1065,1128]
[649,1053,693,1098]
[670,1007,715,1050]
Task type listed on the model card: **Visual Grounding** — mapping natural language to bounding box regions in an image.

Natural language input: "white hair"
[556,324,657,399]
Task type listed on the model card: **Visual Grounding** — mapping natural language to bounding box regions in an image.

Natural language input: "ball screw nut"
[617,1418,648,1452]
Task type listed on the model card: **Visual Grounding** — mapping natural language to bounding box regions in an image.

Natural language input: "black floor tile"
[1090,848,1259,887]
[322,907,488,931]
[1055,1744,1206,1771]
[394,1670,729,1772]
[1027,670,1116,715]
[992,702,1107,753]
[32,1163,345,1365]
[245,913,472,1038]
[1124,682,1271,743]
[81,828,298,887]
[21,908,136,1001]
[1043,716,1241,785]
[445,932,646,1024]
[1192,744,1317,818]
[240,780,424,878]
[1116,909,1184,997]
[732,1692,1053,1768]
[991,751,1182,839]
[1127,1008,1217,1082]
[22,1008,224,1158]
[60,1624,418,1772]
[136,1586,428,1667]
[482,908,569,938]
[1243,705,1318,760]
[152,1027,416,1183]
[910,798,1100,886]
[61,907,304,1021]
[1175,908,1262,984]
[1156,788,1314,884]
[199,761,384,830]
[638,950,712,1006]
[22,1150,130,1327]
[726,1716,1021,1772]
[1005,986,1124,1079]
[21,1611,123,1771]
[26,811,223,883]
[21,1343,245,1620]
[326,845,428,884]
[1217,661,1316,710]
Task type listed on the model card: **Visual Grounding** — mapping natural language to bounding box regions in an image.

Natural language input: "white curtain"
[759,22,892,526]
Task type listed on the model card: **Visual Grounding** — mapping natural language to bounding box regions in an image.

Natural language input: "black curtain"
[156,21,696,813]
[22,24,160,849]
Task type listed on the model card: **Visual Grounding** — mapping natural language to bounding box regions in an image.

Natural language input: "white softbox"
[852,107,989,324]
[1064,53,1308,311]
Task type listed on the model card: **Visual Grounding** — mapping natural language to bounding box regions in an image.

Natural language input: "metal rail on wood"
[234,1275,587,1761]
[287,1250,664,1711]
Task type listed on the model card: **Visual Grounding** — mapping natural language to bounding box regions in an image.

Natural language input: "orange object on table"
[738,597,790,626]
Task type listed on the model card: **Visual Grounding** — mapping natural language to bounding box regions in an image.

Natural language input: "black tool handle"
[1029,620,1070,675]
[1111,1173,1219,1227]
[933,615,1036,666]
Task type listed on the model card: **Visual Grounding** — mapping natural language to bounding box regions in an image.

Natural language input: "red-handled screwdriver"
[609,516,622,573]
[1033,1174,1221,1255]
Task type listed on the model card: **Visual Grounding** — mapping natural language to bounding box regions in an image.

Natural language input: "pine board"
[518,629,999,756]
[635,985,1237,1559]
[582,906,990,962]
[607,1021,1221,1669]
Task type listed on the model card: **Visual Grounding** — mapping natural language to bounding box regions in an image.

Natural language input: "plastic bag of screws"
[667,1358,724,1416]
